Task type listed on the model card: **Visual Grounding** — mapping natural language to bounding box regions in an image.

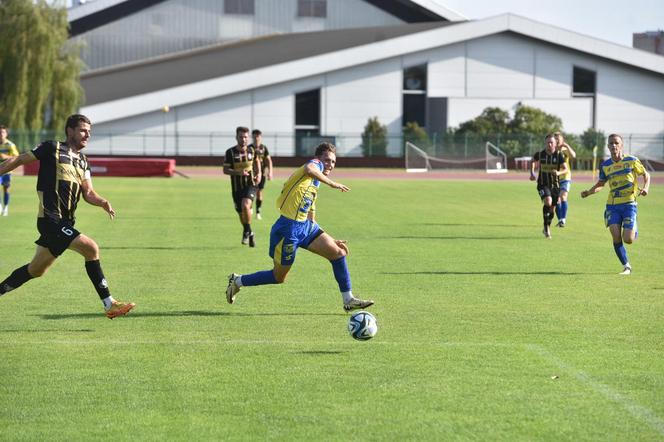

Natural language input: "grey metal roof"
[81,21,453,105]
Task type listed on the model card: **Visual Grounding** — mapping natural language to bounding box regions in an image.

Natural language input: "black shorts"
[232,186,257,213]
[537,186,560,202]
[257,175,267,190]
[35,218,81,257]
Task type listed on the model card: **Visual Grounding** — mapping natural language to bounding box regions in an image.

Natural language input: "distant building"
[633,31,664,56]
[69,2,664,158]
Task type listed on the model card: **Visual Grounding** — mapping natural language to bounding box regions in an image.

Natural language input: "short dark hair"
[608,133,623,143]
[236,126,250,136]
[0,125,7,131]
[252,129,262,136]
[315,142,336,157]
[65,114,91,137]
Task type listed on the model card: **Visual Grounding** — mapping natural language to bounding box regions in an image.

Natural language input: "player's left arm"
[556,161,569,177]
[639,170,651,196]
[563,143,577,159]
[529,159,539,181]
[81,179,115,219]
[266,155,273,180]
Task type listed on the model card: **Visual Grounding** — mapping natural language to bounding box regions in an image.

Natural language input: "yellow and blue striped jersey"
[559,146,572,181]
[0,140,19,164]
[599,155,646,205]
[276,159,323,221]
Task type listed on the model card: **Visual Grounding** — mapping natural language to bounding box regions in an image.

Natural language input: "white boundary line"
[526,344,664,437]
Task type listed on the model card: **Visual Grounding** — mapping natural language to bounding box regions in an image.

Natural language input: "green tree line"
[0,0,83,148]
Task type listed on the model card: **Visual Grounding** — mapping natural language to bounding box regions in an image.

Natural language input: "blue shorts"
[559,180,571,192]
[604,204,637,230]
[1,174,10,186]
[269,216,323,266]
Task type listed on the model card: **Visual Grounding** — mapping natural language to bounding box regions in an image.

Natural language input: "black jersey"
[29,141,90,222]
[224,145,258,193]
[249,143,270,173]
[534,149,564,189]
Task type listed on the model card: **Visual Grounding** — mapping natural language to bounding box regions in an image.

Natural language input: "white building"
[71,1,664,158]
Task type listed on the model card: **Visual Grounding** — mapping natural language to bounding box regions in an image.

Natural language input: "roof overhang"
[82,13,664,124]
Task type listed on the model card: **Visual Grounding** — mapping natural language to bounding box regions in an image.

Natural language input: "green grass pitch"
[1,171,663,440]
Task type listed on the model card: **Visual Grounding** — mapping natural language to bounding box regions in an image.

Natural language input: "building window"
[295,89,321,155]
[403,64,427,127]
[224,0,254,15]
[298,0,326,18]
[573,66,596,95]
[403,65,427,91]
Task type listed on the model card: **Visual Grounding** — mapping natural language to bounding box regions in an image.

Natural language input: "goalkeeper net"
[405,141,508,173]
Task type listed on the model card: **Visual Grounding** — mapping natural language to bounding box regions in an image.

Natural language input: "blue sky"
[437,0,664,47]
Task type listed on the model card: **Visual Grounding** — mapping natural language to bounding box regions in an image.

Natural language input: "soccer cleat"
[542,227,551,239]
[556,220,565,228]
[619,265,632,275]
[241,232,250,245]
[256,212,262,220]
[226,273,240,304]
[1,206,7,216]
[105,300,136,319]
[343,297,374,312]
[248,233,255,248]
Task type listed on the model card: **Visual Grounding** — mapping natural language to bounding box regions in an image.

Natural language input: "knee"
[274,273,288,284]
[27,264,47,278]
[81,240,100,260]
[623,236,634,245]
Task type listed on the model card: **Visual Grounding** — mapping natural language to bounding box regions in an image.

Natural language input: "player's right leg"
[306,232,374,311]
[69,234,135,318]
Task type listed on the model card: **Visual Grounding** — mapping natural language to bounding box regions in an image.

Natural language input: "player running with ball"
[226,142,374,312]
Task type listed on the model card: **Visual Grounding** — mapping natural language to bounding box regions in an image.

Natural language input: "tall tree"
[0,0,83,131]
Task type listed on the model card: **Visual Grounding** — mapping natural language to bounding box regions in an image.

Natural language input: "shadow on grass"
[383,271,587,276]
[296,350,346,355]
[384,236,542,241]
[420,223,532,228]
[37,310,342,320]
[0,329,94,333]
[102,246,222,251]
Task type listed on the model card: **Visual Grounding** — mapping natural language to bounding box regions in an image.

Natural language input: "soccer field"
[1,172,663,441]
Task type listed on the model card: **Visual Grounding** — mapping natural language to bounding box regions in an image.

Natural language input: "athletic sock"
[101,296,115,310]
[543,206,554,226]
[3,192,9,206]
[330,256,352,293]
[555,202,561,220]
[256,199,262,212]
[341,290,354,304]
[0,264,33,295]
[241,270,277,286]
[84,260,111,301]
[243,223,251,235]
[561,201,568,220]
[613,242,628,266]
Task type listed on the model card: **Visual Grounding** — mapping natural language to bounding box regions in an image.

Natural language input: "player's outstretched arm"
[305,163,350,192]
[0,151,36,175]
[581,180,605,198]
[81,180,115,219]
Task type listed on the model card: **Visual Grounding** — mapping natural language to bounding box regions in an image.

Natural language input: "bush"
[403,121,431,151]
[361,117,388,156]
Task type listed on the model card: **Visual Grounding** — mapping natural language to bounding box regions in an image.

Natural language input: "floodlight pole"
[161,105,170,155]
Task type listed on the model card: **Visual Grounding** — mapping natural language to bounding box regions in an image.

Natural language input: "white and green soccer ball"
[348,311,378,341]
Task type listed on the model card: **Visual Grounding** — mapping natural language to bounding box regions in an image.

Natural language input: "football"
[348,311,378,341]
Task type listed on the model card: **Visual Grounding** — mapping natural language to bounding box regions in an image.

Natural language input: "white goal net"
[485,142,508,173]
[405,141,508,173]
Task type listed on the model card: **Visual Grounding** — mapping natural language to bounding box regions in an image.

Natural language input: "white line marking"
[527,344,664,436]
